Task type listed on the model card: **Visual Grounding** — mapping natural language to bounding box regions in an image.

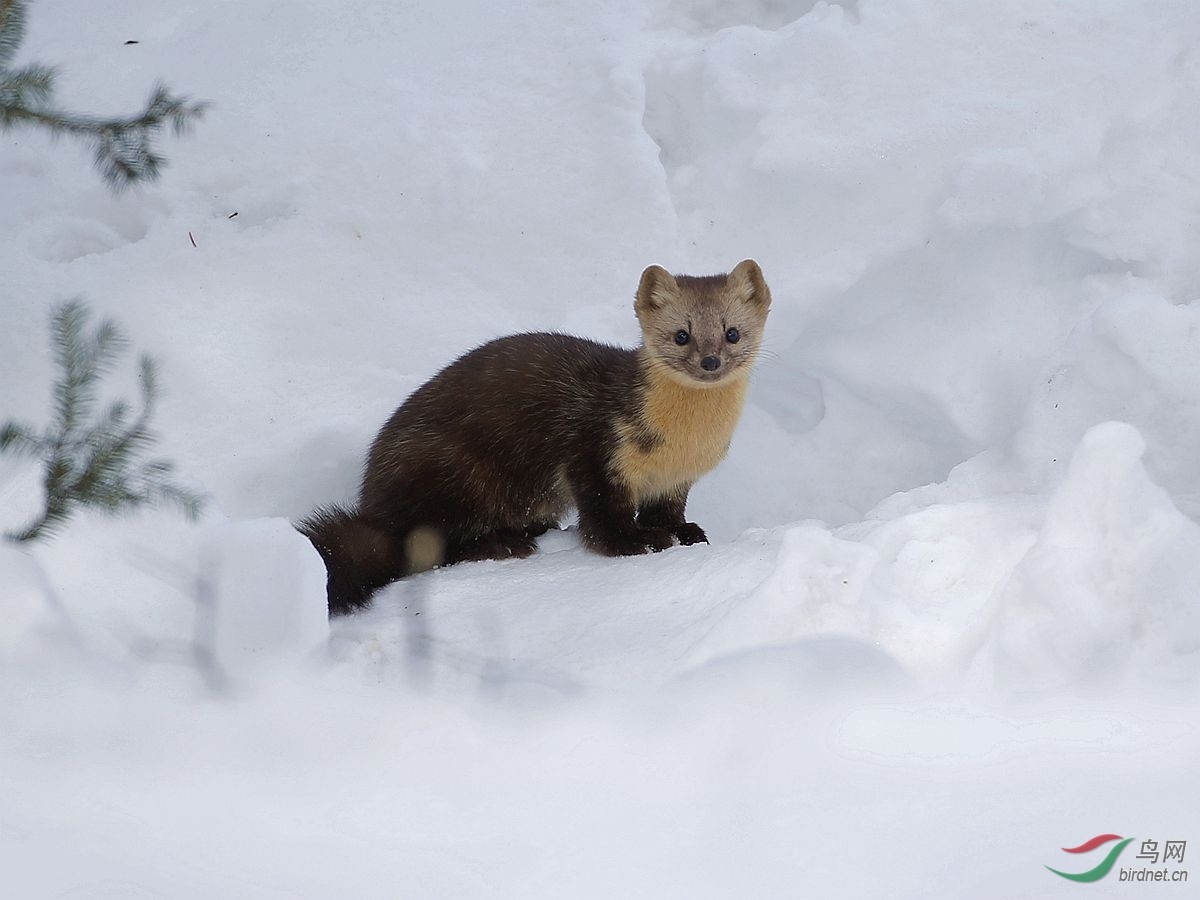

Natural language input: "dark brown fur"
[299,261,770,616]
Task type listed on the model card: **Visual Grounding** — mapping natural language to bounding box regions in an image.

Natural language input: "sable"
[299,260,771,616]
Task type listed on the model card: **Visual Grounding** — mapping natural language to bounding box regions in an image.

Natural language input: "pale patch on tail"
[297,505,434,615]
[404,525,446,575]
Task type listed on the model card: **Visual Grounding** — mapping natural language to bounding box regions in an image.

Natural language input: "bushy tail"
[296,505,408,616]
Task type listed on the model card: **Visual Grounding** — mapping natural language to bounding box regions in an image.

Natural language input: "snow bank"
[653,0,1200,532]
[989,422,1200,694]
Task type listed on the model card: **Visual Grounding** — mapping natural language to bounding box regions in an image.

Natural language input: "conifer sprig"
[0,0,28,69]
[1,300,203,543]
[0,0,206,189]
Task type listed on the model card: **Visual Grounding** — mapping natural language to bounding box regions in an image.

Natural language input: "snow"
[3,0,1199,896]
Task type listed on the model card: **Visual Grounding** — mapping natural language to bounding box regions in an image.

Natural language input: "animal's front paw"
[637,525,676,552]
[597,532,650,557]
[587,525,675,556]
[673,522,708,546]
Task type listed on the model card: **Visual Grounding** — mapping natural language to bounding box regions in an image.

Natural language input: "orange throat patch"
[614,362,750,503]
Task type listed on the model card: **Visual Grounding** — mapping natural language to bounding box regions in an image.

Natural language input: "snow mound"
[989,422,1200,694]
[690,423,1200,696]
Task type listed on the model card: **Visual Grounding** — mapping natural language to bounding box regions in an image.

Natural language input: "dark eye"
[725,327,741,344]
[674,329,690,346]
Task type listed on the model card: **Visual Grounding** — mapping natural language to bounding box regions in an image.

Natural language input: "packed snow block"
[992,422,1200,693]
[200,518,329,674]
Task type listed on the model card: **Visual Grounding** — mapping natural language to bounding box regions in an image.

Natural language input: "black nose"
[700,356,721,371]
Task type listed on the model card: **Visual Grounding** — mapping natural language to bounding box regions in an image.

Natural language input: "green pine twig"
[2,299,204,543]
[0,0,206,190]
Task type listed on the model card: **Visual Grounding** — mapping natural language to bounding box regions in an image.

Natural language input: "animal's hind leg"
[445,527,539,565]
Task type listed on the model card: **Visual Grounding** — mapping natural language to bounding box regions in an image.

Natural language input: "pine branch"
[1,83,207,191]
[0,0,27,69]
[135,464,205,519]
[3,300,205,543]
[0,420,44,455]
[0,63,53,113]
[136,353,158,413]
[51,299,94,438]
[0,0,206,190]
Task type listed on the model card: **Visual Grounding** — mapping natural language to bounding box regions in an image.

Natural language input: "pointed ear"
[636,264,679,316]
[729,259,771,311]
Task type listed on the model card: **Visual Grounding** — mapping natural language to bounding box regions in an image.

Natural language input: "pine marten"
[299,260,771,616]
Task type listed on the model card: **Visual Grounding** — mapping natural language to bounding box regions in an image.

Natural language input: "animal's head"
[635,259,771,387]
